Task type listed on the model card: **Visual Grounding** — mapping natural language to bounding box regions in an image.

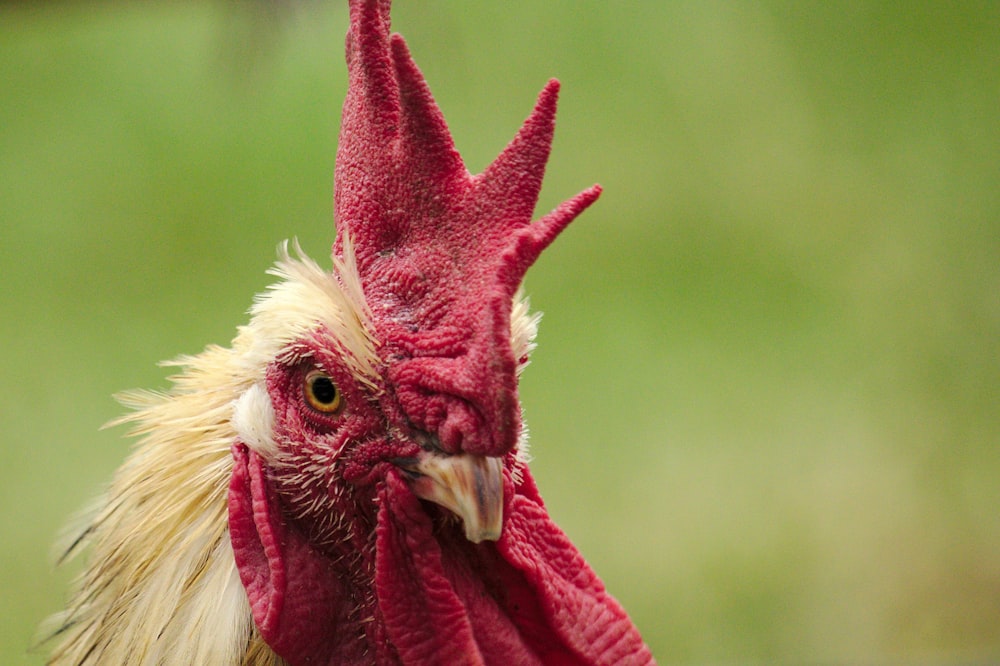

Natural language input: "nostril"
[412,432,444,454]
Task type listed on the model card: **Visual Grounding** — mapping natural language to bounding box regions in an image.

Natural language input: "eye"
[303,369,343,414]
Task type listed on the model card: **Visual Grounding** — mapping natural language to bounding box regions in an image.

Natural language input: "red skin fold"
[230,444,653,665]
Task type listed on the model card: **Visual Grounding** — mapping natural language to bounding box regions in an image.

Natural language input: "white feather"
[233,383,278,459]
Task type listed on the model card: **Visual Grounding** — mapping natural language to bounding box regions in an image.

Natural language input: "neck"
[46,344,277,665]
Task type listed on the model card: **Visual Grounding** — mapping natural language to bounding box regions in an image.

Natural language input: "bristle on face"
[334,0,600,457]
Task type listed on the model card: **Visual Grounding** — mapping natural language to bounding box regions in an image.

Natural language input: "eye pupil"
[311,376,337,404]
[304,369,342,414]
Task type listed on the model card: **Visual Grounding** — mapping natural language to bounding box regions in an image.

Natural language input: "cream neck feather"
[46,242,371,666]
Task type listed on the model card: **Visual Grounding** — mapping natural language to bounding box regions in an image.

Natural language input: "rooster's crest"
[334,0,601,458]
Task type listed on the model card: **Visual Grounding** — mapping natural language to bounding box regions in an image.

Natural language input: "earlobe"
[228,443,346,663]
[232,384,279,459]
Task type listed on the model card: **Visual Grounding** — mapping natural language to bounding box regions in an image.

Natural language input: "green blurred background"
[3,1,998,663]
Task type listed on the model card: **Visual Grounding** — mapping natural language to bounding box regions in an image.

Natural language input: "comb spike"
[335,0,404,266]
[476,79,561,229]
[344,0,398,143]
[390,34,466,188]
[509,184,603,281]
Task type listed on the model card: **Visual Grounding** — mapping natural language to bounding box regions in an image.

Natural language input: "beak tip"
[401,452,505,544]
[465,523,502,544]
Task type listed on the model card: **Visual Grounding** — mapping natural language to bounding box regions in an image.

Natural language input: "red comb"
[334,0,601,457]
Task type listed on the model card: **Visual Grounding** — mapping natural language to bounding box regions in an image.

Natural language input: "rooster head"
[49,1,652,664]
[225,2,630,663]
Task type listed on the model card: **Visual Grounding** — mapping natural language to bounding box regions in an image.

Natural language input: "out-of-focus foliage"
[2,1,998,663]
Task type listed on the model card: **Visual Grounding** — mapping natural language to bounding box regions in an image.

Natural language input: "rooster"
[47,1,653,664]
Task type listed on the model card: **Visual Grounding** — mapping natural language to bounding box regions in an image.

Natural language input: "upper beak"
[396,451,504,543]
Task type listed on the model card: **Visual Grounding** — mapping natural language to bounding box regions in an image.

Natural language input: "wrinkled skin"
[229,351,652,664]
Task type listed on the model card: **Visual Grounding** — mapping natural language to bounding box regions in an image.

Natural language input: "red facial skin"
[230,337,652,665]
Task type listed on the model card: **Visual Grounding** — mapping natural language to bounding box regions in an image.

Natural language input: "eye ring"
[303,369,343,414]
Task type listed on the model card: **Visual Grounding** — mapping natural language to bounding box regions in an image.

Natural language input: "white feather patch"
[232,383,278,459]
[508,289,539,483]
[510,289,541,377]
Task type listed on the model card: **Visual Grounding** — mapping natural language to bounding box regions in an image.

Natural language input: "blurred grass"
[2,1,998,663]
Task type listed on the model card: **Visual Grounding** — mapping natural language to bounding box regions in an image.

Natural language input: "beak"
[397,452,504,543]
